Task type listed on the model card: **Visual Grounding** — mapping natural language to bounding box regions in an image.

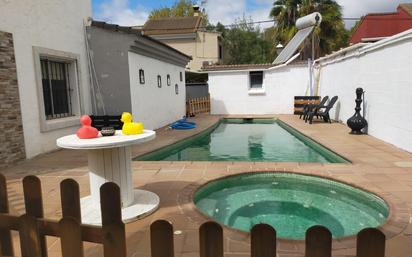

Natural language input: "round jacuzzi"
[194,172,389,240]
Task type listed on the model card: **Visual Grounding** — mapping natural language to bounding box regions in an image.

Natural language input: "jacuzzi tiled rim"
[177,170,409,249]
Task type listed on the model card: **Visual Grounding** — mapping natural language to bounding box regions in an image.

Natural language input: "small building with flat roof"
[86,21,191,130]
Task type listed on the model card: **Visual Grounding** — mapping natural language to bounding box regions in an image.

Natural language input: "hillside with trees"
[147,0,349,64]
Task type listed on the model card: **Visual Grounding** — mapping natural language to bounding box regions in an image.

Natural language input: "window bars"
[40,59,73,120]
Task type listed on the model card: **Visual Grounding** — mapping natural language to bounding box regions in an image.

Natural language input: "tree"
[215,17,273,64]
[269,0,300,47]
[270,0,300,27]
[149,0,210,26]
[148,1,274,64]
[270,0,349,58]
[149,0,196,19]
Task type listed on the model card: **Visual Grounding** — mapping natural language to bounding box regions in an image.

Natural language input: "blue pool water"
[194,172,389,240]
[137,119,347,163]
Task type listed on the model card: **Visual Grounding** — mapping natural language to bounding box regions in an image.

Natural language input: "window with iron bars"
[40,59,73,120]
[249,71,263,89]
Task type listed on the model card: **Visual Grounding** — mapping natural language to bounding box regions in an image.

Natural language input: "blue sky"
[92,0,412,28]
[92,0,176,12]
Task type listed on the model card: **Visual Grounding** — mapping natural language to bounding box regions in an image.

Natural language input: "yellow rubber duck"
[121,112,144,135]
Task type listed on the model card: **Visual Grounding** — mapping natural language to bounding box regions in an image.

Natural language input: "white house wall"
[0,0,92,158]
[209,65,309,115]
[318,36,412,153]
[129,53,186,130]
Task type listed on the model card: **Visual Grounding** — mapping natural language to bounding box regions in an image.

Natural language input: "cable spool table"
[57,130,158,225]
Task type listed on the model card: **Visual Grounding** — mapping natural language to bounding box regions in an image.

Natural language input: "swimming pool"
[136,119,348,163]
[194,172,389,240]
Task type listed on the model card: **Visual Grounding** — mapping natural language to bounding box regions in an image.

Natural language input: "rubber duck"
[77,115,99,139]
[121,112,144,135]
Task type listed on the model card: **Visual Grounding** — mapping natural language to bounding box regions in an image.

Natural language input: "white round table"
[57,130,158,225]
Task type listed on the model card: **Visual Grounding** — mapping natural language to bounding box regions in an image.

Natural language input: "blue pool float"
[170,118,196,130]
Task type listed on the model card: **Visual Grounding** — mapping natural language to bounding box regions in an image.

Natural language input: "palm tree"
[304,0,348,56]
[270,0,348,58]
[270,0,300,28]
[270,0,301,46]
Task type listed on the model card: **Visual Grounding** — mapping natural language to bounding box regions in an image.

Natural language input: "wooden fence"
[0,174,125,257]
[187,95,210,117]
[0,174,386,257]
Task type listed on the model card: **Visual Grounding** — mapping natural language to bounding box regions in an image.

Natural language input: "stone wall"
[0,31,25,169]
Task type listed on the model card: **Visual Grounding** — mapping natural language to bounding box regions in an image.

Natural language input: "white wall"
[208,30,412,153]
[129,53,186,130]
[0,0,92,158]
[317,33,412,152]
[209,64,309,115]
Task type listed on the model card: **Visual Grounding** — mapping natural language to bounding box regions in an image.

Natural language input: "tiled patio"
[1,114,412,257]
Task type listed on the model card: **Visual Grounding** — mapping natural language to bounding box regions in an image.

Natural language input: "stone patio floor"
[1,114,412,257]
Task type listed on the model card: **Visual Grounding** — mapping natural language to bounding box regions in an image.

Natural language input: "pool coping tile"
[1,114,412,257]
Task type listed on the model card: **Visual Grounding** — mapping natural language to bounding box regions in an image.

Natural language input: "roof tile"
[143,16,203,35]
[400,3,412,16]
[202,63,275,71]
[89,20,191,59]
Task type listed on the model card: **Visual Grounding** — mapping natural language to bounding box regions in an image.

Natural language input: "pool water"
[194,173,389,240]
[138,119,347,163]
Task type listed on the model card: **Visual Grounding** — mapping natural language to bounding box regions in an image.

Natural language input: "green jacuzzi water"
[194,173,389,240]
[136,119,348,163]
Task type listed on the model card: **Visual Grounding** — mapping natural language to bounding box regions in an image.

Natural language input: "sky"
[92,0,412,29]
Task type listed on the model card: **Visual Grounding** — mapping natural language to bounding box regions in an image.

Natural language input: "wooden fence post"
[187,99,192,117]
[60,179,81,222]
[100,182,126,257]
[0,174,13,256]
[199,221,223,257]
[251,224,276,257]
[150,220,174,257]
[207,94,211,113]
[305,226,332,257]
[356,228,385,257]
[187,96,211,116]
[205,96,208,112]
[23,176,47,257]
[19,214,42,257]
[59,217,84,257]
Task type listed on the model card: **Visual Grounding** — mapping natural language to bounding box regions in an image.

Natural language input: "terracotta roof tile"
[349,4,412,44]
[89,20,192,59]
[400,3,412,16]
[202,63,275,71]
[143,16,203,35]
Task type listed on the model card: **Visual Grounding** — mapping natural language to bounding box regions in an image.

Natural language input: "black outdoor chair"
[90,115,123,131]
[305,96,338,124]
[299,96,329,120]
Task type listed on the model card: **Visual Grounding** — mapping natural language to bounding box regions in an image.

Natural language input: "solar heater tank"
[296,12,322,30]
